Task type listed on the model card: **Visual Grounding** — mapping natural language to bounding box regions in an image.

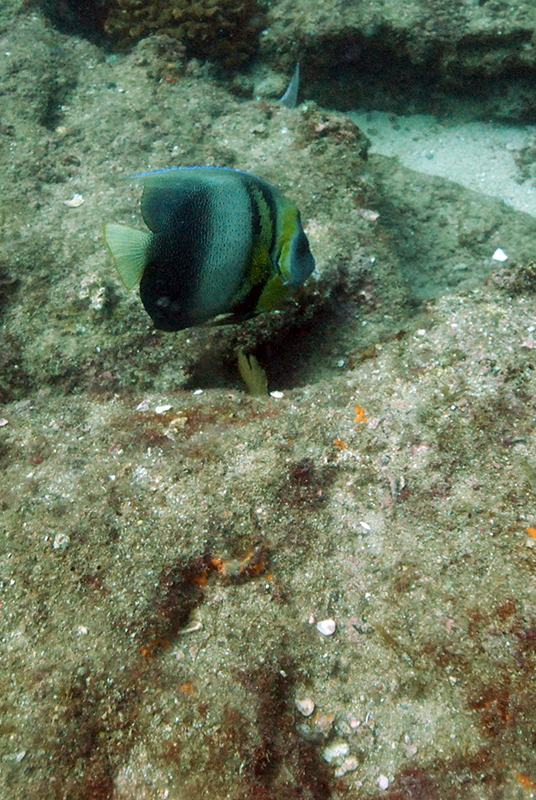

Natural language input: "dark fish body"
[104,167,315,331]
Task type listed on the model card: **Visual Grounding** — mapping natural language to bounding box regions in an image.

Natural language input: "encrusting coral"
[104,0,266,68]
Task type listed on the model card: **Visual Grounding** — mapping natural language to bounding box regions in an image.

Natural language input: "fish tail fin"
[104,223,151,290]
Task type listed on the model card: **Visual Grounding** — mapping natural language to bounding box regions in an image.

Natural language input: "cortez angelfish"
[104,167,315,331]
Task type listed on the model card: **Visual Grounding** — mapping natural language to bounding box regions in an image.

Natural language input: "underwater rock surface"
[103,0,266,69]
[1,8,536,800]
[26,0,536,119]
[261,0,536,120]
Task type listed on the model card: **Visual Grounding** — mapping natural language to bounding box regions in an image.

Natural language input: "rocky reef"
[2,2,536,799]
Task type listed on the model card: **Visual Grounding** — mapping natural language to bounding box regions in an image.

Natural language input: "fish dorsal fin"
[128,170,196,232]
[104,223,151,290]
[279,63,300,109]
[141,187,185,233]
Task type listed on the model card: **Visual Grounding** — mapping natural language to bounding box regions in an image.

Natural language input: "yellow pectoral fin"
[104,223,151,290]
[255,274,289,313]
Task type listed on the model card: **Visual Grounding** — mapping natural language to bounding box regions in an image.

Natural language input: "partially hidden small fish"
[104,167,315,331]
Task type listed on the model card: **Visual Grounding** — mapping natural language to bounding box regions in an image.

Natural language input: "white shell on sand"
[316,619,336,636]
[295,698,315,717]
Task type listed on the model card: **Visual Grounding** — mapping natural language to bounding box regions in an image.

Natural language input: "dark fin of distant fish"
[279,63,300,109]
[104,223,151,290]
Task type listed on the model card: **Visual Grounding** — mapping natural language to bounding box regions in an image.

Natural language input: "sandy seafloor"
[2,7,536,800]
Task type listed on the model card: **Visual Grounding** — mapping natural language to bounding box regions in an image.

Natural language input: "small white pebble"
[270,391,284,399]
[378,775,389,790]
[63,194,84,207]
[322,741,349,763]
[492,248,508,262]
[193,389,203,395]
[179,621,203,634]
[359,521,372,531]
[77,626,88,635]
[358,208,380,221]
[406,744,418,757]
[136,400,150,411]
[53,533,70,551]
[317,619,336,636]
[155,404,172,414]
[415,328,426,336]
[295,698,315,717]
[308,615,315,624]
[334,756,358,777]
[0,418,8,427]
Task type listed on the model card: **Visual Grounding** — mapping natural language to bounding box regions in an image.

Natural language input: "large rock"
[27,0,536,119]
[261,0,536,119]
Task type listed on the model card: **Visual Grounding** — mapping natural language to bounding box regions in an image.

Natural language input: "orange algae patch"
[179,683,196,696]
[526,528,536,539]
[516,773,536,791]
[208,548,268,580]
[190,569,211,587]
[141,636,172,660]
[333,439,346,449]
[354,406,367,424]
[241,549,267,577]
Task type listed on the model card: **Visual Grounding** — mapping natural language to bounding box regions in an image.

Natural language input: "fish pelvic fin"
[255,274,289,313]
